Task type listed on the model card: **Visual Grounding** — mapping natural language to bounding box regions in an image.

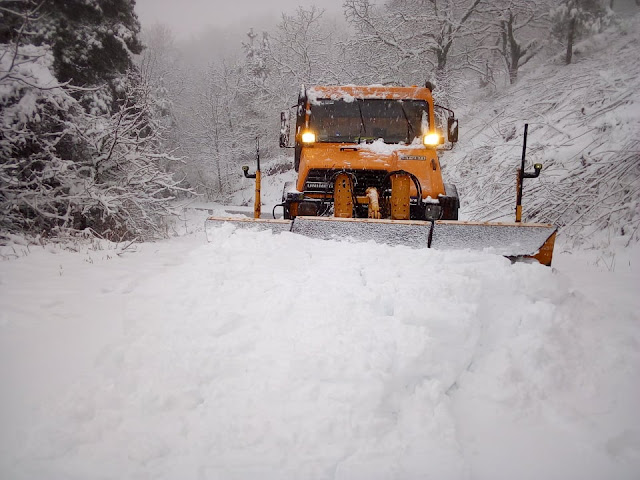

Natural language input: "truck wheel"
[294,145,301,172]
[441,183,459,220]
[282,182,294,219]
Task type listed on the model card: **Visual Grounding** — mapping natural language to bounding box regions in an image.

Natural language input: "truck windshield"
[308,99,429,144]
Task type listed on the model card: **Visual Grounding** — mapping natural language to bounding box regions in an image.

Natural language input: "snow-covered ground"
[1,212,639,479]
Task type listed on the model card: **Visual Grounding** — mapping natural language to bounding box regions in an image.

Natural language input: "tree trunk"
[436,49,447,71]
[566,17,576,65]
[506,12,520,84]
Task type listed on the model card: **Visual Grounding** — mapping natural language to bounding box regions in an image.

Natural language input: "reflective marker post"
[515,123,542,222]
[241,137,262,219]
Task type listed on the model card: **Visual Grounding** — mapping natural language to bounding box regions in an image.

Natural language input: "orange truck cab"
[279,85,460,221]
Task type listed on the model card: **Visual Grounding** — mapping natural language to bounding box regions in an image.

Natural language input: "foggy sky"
[135,0,343,38]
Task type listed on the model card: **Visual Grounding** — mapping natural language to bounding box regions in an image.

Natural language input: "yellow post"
[390,174,411,220]
[334,173,353,218]
[515,124,528,223]
[515,170,522,222]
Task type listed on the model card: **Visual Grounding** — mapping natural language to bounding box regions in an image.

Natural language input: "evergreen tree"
[2,0,143,111]
[48,1,141,83]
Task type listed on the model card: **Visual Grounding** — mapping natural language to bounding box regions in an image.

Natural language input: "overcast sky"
[135,0,640,39]
[135,0,344,39]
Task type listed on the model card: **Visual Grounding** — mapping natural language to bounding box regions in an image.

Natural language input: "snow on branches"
[0,41,83,235]
[74,73,187,241]
[550,0,614,64]
[1,3,187,241]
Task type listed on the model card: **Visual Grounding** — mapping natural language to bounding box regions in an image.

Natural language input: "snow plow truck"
[206,84,557,266]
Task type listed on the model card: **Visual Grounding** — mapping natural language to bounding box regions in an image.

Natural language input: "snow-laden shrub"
[0,1,190,241]
[0,42,186,240]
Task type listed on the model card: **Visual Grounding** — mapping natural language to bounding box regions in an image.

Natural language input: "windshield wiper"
[357,99,367,144]
[399,102,415,144]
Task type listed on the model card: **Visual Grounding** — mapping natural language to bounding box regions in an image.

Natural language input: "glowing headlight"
[301,131,316,143]
[423,133,440,146]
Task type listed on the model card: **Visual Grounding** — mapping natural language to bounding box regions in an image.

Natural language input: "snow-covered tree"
[477,1,549,84]
[550,0,613,64]
[1,0,142,115]
[176,62,238,198]
[243,27,270,86]
[138,23,182,107]
[41,0,142,113]
[344,0,483,88]
[76,71,186,239]
[243,8,349,159]
[267,6,344,89]
[136,24,185,175]
[0,47,82,234]
[1,0,187,240]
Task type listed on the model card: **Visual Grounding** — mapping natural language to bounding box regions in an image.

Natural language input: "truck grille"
[304,169,388,196]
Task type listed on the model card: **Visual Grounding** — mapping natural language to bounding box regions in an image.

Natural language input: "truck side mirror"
[279,111,291,148]
[447,117,459,143]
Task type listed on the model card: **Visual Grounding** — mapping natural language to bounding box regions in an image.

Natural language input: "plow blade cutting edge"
[205,216,557,266]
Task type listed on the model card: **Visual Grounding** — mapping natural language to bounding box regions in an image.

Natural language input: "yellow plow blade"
[430,221,557,266]
[205,216,557,266]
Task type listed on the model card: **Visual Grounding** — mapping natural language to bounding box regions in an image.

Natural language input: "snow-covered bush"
[0,1,187,241]
[77,72,187,240]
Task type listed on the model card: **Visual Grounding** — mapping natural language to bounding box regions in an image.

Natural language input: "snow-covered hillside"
[443,16,640,255]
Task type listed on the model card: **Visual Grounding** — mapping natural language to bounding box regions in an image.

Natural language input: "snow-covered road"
[1,222,639,479]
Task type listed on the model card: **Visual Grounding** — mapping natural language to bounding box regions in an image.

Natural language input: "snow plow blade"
[205,216,557,266]
[430,221,557,266]
[290,217,432,248]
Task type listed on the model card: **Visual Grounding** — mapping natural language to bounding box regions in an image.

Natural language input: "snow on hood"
[358,138,425,154]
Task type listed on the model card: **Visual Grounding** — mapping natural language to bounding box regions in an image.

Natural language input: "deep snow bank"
[1,225,638,479]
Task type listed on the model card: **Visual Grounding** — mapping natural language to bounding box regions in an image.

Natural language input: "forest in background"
[1,0,636,242]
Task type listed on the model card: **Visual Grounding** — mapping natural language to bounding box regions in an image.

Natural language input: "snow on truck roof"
[306,85,432,103]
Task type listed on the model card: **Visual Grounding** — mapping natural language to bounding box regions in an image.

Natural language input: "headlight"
[301,131,316,143]
[423,133,440,146]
